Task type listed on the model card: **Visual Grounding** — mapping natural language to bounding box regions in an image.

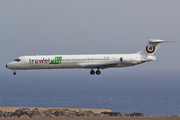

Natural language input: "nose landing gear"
[13,70,16,75]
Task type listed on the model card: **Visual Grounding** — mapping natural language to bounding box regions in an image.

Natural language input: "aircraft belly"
[24,62,80,69]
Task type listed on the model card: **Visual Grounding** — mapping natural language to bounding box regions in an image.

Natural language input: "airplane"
[6,39,172,75]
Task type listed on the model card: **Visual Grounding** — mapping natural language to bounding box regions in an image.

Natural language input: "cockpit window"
[14,58,21,62]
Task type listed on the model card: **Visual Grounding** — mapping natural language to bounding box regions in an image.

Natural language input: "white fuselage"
[7,39,168,75]
[6,54,144,70]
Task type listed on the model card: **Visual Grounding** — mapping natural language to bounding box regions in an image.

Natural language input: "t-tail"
[137,39,173,61]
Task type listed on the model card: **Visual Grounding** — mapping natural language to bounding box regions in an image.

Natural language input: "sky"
[1,0,179,71]
[0,0,180,111]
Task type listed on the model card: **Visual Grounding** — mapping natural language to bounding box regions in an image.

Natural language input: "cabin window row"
[61,58,109,61]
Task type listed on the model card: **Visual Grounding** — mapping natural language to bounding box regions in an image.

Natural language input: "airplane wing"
[80,62,119,69]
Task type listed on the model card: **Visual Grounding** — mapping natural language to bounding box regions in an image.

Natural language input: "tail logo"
[146,45,155,53]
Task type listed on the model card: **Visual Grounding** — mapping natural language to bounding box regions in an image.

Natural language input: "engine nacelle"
[120,57,142,64]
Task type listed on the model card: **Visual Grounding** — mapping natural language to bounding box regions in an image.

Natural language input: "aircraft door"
[21,57,26,65]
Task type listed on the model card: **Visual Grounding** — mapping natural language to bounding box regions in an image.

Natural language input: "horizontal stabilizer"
[149,39,174,43]
[138,39,173,58]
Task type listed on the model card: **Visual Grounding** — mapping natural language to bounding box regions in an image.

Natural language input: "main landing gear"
[90,69,101,75]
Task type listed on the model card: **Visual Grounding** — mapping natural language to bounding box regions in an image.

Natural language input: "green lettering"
[49,57,62,64]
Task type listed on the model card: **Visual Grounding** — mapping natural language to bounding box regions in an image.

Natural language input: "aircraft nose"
[6,63,16,69]
[6,63,12,69]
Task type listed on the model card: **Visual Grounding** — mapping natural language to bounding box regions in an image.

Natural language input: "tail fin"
[138,39,173,58]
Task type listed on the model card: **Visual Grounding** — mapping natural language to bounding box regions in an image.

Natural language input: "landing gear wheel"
[13,72,16,75]
[90,70,95,75]
[96,70,101,75]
